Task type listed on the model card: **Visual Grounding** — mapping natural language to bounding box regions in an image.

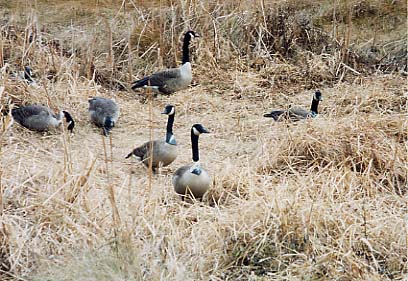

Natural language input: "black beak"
[201,127,210,134]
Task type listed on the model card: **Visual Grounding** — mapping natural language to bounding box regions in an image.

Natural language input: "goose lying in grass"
[11,105,75,132]
[131,31,199,95]
[264,90,323,121]
[88,97,119,136]
[172,124,211,200]
[126,105,177,172]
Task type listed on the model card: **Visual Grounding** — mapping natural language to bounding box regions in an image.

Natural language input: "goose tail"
[131,77,150,89]
[125,151,134,159]
[264,110,285,121]
[125,150,142,161]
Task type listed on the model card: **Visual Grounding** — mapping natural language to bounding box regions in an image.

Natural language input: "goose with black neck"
[131,31,199,95]
[264,90,323,121]
[11,105,75,133]
[126,105,178,172]
[172,124,211,200]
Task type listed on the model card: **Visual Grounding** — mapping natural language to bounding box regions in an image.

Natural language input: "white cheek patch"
[192,127,200,136]
[169,107,175,115]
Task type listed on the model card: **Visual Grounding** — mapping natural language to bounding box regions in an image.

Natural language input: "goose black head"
[24,66,34,82]
[103,116,115,136]
[192,124,210,136]
[313,90,323,101]
[62,111,75,133]
[185,30,200,40]
[161,105,175,116]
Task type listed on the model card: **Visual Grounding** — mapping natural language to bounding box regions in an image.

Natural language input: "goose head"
[103,116,115,136]
[24,66,34,82]
[62,111,75,133]
[161,104,175,116]
[192,123,209,136]
[313,90,323,101]
[185,30,200,40]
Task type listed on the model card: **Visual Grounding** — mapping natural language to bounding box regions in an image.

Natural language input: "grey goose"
[126,105,177,172]
[11,105,75,132]
[131,31,199,95]
[88,97,120,136]
[172,124,211,200]
[264,90,323,121]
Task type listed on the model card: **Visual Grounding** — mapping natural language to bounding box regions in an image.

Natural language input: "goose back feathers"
[126,139,178,169]
[131,31,199,95]
[11,105,75,132]
[88,97,119,136]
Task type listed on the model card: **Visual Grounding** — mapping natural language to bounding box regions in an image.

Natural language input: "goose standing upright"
[11,105,75,132]
[131,31,199,95]
[172,124,211,200]
[88,97,120,136]
[126,105,178,172]
[264,90,323,121]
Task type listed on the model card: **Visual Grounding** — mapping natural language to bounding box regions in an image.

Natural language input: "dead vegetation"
[0,0,407,280]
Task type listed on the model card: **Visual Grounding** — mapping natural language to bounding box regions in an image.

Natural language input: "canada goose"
[264,90,323,121]
[172,124,211,200]
[126,105,177,171]
[88,97,120,136]
[131,31,199,95]
[11,105,75,132]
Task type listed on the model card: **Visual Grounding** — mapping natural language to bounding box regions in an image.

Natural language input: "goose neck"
[310,98,320,114]
[191,128,200,162]
[165,114,176,145]
[166,114,174,134]
[182,34,191,64]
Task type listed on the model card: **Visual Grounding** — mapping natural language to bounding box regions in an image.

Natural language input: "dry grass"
[0,0,407,280]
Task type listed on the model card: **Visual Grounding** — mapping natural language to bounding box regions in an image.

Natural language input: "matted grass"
[0,0,407,280]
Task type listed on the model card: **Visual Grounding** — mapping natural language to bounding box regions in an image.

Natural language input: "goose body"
[172,164,211,199]
[131,31,199,95]
[172,124,211,200]
[11,105,75,132]
[126,105,177,171]
[264,90,323,121]
[88,97,119,136]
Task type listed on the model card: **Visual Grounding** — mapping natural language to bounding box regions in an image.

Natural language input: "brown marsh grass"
[0,0,407,280]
